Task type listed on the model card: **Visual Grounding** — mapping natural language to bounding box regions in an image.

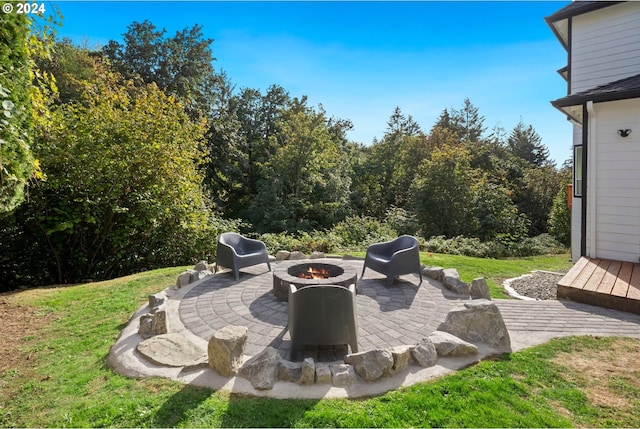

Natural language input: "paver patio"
[179,259,640,359]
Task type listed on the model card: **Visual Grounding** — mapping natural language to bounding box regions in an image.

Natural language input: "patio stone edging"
[107,258,522,398]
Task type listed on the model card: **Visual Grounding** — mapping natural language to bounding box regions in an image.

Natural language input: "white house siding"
[589,99,640,263]
[571,125,583,263]
[571,2,640,93]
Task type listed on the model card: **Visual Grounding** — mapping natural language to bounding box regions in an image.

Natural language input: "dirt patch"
[0,295,57,375]
[550,337,640,410]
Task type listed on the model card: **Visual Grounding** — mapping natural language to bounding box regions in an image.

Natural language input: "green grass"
[421,252,573,298]
[353,251,573,298]
[2,254,637,428]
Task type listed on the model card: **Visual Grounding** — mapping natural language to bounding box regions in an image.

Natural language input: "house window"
[574,145,582,197]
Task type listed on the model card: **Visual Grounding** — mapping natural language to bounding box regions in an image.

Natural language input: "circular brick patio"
[179,259,459,359]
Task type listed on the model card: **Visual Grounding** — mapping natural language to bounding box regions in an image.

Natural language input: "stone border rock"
[422,266,491,300]
[204,291,510,391]
[503,274,538,301]
[107,260,512,399]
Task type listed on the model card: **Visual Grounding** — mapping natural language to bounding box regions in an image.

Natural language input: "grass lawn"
[351,251,574,298]
[420,252,573,298]
[1,254,638,428]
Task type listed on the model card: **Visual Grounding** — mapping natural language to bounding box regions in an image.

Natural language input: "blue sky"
[49,1,573,164]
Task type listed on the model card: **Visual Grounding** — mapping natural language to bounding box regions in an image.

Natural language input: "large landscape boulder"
[345,349,394,381]
[423,266,445,282]
[427,331,478,357]
[289,251,307,260]
[443,269,470,295]
[148,292,165,310]
[330,363,358,386]
[207,325,248,376]
[151,310,167,335]
[437,299,511,349]
[136,333,207,367]
[389,345,414,372]
[190,269,212,283]
[470,278,491,300]
[194,260,210,272]
[177,270,197,288]
[412,337,438,367]
[299,357,316,385]
[315,363,332,384]
[275,250,291,261]
[138,310,167,338]
[239,346,280,390]
[278,360,302,383]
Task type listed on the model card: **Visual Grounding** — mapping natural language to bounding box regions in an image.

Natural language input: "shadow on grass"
[151,383,214,427]
[149,377,322,428]
[220,394,320,428]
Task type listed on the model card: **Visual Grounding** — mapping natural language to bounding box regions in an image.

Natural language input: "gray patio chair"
[361,235,422,287]
[215,232,271,281]
[288,284,358,361]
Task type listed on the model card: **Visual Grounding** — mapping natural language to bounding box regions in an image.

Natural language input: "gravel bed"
[506,270,567,300]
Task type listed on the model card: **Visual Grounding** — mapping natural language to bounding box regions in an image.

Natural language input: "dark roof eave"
[545,1,624,23]
[544,1,626,50]
[544,15,569,50]
[550,102,582,124]
[552,89,640,108]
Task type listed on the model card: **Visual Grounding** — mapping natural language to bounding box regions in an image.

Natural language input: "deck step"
[557,257,640,315]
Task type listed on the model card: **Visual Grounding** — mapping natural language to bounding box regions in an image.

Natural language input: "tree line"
[0,17,570,290]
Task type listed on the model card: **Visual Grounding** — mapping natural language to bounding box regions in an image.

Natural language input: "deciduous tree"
[250,104,351,232]
[102,20,218,118]
[0,12,56,212]
[8,61,217,284]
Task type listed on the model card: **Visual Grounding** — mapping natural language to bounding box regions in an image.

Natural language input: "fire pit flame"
[299,266,331,280]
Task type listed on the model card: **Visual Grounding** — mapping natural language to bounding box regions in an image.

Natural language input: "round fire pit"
[272,259,358,301]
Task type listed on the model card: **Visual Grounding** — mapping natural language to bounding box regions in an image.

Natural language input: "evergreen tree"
[386,106,421,137]
[452,98,486,143]
[507,120,551,167]
[433,108,455,133]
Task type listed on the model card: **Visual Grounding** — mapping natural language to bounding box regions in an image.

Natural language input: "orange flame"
[298,266,331,279]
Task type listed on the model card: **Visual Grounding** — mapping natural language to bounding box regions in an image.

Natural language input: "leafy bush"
[331,215,398,251]
[0,14,34,212]
[383,206,419,236]
[259,230,339,255]
[423,234,567,259]
[507,233,568,257]
[548,184,571,247]
[0,63,226,289]
[423,236,496,258]
[258,216,400,255]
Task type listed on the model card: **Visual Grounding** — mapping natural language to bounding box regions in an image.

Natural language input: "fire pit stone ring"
[272,258,359,301]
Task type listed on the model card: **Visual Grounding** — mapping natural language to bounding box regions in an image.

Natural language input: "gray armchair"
[215,232,271,281]
[288,284,358,361]
[361,235,422,287]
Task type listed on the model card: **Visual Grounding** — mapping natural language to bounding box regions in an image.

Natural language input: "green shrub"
[423,234,567,259]
[423,235,494,258]
[0,14,34,212]
[383,206,419,236]
[331,215,398,251]
[259,216,401,255]
[549,184,571,247]
[259,230,339,255]
[508,233,568,257]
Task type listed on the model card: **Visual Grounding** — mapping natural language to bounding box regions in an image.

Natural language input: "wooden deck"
[557,257,640,314]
